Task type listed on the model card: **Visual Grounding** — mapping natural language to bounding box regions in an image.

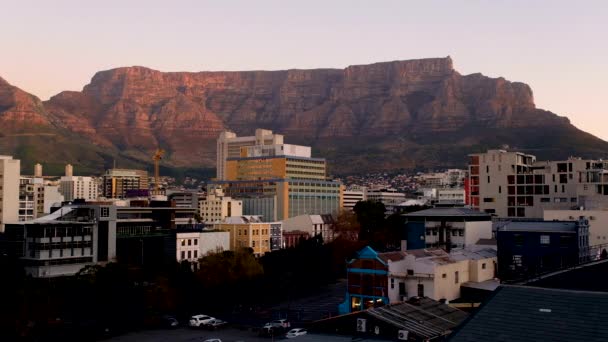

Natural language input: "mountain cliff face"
[1,57,607,174]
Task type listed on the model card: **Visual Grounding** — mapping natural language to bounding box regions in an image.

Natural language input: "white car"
[286,328,307,338]
[203,339,222,342]
[189,314,215,327]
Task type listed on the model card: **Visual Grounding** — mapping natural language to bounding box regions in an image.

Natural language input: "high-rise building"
[212,129,342,220]
[60,165,99,202]
[0,156,20,232]
[216,129,284,181]
[18,177,40,221]
[468,149,608,218]
[102,168,149,199]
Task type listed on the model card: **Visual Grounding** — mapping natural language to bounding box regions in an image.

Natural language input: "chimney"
[34,163,43,178]
[65,164,73,177]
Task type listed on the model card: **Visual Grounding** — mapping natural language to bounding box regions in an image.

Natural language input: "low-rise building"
[386,248,496,303]
[544,209,608,250]
[176,229,230,263]
[282,214,335,243]
[340,246,497,314]
[198,187,242,223]
[283,230,310,248]
[215,215,282,256]
[343,186,367,211]
[402,208,493,251]
[496,218,590,281]
[1,204,117,277]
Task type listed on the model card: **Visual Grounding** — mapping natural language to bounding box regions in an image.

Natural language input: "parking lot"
[108,327,284,342]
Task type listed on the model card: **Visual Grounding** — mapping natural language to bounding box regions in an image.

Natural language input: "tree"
[332,210,361,241]
[353,200,387,241]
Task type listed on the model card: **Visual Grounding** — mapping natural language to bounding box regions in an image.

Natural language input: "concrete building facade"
[214,215,282,256]
[343,186,367,211]
[60,175,99,201]
[216,129,283,181]
[102,168,149,199]
[198,187,242,223]
[282,214,335,243]
[469,149,608,218]
[0,156,20,232]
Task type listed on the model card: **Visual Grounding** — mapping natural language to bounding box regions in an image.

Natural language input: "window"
[513,255,522,267]
[101,207,109,217]
[482,263,486,269]
[181,240,185,246]
[417,284,424,297]
[187,251,191,259]
[181,251,185,260]
[499,186,502,194]
[390,278,395,289]
[252,241,256,247]
[540,235,550,245]
[188,239,192,246]
[407,269,414,276]
[442,273,447,278]
[487,176,491,183]
[194,239,198,245]
[483,198,495,203]
[194,250,198,258]
[455,271,459,284]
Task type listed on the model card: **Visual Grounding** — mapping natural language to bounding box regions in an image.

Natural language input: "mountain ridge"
[1,57,606,175]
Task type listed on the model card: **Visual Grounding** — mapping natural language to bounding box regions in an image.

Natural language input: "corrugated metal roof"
[449,285,608,341]
[404,207,490,218]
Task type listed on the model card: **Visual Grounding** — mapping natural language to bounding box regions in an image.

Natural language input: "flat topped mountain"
[1,57,606,174]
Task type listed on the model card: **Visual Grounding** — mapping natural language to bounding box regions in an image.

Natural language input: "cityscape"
[1,1,607,342]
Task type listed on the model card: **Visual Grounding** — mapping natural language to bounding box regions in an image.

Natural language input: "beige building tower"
[0,156,21,232]
[216,129,283,180]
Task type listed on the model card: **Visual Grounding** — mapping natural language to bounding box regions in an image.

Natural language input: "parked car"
[189,314,215,328]
[203,339,222,342]
[260,319,291,336]
[205,319,227,330]
[286,328,307,338]
[162,315,179,328]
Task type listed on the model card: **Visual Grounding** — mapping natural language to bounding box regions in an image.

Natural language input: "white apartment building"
[469,149,608,218]
[176,230,230,263]
[60,172,99,201]
[199,187,242,223]
[282,214,335,243]
[216,129,284,180]
[437,188,466,204]
[386,248,496,302]
[43,185,64,214]
[18,177,40,221]
[0,156,20,232]
[366,187,406,207]
[343,186,367,211]
[403,208,493,251]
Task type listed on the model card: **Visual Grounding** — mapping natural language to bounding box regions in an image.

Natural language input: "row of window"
[180,250,198,260]
[180,238,198,246]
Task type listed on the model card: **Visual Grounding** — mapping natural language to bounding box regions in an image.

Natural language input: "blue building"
[339,246,403,314]
[497,218,590,281]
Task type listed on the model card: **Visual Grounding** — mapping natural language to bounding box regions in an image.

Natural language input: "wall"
[432,261,469,301]
[200,231,230,256]
[468,258,496,283]
[464,221,493,247]
[544,210,608,246]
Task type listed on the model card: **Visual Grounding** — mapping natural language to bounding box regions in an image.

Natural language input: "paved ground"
[108,327,279,342]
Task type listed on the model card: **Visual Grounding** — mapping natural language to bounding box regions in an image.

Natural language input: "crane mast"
[152,149,165,194]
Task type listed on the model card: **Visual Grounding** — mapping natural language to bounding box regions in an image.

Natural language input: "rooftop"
[367,299,468,339]
[449,285,608,342]
[404,207,491,219]
[498,220,578,233]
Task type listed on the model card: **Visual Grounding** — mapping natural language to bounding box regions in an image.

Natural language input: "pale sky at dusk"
[1,0,607,139]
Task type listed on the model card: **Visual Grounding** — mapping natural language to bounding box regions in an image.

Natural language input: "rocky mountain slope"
[1,57,607,175]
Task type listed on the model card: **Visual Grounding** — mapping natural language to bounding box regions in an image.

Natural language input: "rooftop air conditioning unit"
[356,318,367,332]
[398,330,409,340]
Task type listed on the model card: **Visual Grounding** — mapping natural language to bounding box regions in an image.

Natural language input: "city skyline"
[1,0,607,140]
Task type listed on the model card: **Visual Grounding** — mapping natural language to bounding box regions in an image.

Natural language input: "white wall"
[464,221,493,247]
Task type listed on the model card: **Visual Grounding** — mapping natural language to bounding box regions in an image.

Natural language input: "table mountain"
[1,57,607,175]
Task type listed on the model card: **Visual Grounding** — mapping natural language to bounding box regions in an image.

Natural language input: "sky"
[1,0,607,139]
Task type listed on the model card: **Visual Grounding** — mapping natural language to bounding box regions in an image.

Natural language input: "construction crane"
[152,148,165,194]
